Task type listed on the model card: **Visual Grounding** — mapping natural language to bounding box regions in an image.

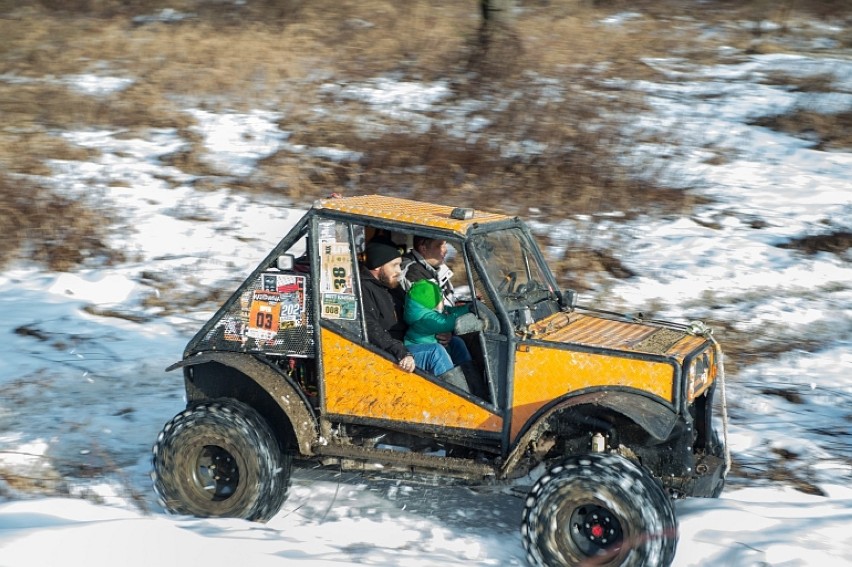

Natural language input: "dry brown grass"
[778,230,852,255]
[0,174,121,270]
[751,109,852,150]
[0,0,849,272]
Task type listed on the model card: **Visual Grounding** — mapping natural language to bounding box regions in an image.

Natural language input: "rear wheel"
[151,399,292,522]
[521,453,677,567]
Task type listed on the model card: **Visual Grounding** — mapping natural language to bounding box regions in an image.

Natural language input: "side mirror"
[276,254,295,271]
[558,288,577,311]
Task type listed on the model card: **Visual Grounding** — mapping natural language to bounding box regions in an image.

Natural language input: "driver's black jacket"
[401,250,456,306]
[358,263,410,362]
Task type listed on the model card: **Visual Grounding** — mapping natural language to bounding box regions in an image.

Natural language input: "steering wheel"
[514,279,542,297]
[497,271,517,294]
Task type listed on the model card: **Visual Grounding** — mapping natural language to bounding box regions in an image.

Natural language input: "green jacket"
[403,295,470,346]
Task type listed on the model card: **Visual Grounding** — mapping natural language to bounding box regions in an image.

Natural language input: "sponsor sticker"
[321,292,357,320]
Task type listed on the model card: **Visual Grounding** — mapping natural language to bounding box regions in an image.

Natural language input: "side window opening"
[333,225,496,403]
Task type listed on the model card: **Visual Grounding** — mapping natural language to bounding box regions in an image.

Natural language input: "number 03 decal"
[254,311,275,330]
[248,291,283,340]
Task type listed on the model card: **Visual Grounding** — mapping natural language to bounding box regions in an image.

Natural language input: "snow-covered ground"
[1,11,851,567]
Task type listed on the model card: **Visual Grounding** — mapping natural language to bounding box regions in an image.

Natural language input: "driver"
[401,236,456,306]
[401,236,462,354]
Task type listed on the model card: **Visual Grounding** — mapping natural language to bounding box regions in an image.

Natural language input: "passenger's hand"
[435,332,452,346]
[399,354,416,373]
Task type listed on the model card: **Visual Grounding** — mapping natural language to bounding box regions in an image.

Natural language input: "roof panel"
[315,195,512,233]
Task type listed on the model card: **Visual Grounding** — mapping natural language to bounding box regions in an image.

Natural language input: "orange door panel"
[510,345,676,441]
[321,328,502,433]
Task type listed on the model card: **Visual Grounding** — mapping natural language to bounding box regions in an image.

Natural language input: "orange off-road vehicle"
[152,195,728,567]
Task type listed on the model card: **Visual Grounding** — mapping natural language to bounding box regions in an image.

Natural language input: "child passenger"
[403,279,472,375]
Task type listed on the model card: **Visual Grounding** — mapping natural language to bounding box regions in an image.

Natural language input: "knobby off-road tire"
[151,399,292,522]
[521,453,677,567]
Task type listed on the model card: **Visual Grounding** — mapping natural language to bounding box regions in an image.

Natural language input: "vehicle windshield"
[471,228,559,326]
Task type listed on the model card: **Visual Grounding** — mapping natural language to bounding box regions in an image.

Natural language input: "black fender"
[167,352,319,456]
[501,390,680,478]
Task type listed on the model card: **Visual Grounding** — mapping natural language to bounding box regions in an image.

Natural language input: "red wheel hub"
[569,504,624,556]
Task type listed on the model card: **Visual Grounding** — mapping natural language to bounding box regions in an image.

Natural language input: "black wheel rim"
[194,445,240,501]
[568,503,624,557]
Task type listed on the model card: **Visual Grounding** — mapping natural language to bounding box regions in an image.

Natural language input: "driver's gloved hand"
[454,312,484,335]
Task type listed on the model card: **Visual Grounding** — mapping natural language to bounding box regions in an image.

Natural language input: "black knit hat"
[364,241,402,269]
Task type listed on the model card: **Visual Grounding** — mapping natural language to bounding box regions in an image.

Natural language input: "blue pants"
[408,343,454,375]
[446,335,472,365]
[408,336,472,376]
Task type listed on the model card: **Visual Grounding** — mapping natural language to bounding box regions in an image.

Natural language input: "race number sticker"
[262,274,306,326]
[247,290,282,341]
[321,292,357,320]
[320,241,353,294]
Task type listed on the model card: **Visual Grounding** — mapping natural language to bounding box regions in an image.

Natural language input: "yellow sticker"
[322,241,352,293]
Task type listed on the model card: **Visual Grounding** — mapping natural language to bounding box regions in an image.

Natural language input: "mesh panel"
[195,271,315,357]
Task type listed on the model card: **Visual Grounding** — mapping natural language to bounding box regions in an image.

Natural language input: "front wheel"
[151,399,292,522]
[521,453,677,567]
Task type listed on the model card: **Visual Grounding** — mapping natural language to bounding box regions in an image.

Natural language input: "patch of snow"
[65,74,134,96]
[187,109,288,177]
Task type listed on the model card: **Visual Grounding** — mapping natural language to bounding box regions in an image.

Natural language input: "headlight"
[687,348,716,402]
